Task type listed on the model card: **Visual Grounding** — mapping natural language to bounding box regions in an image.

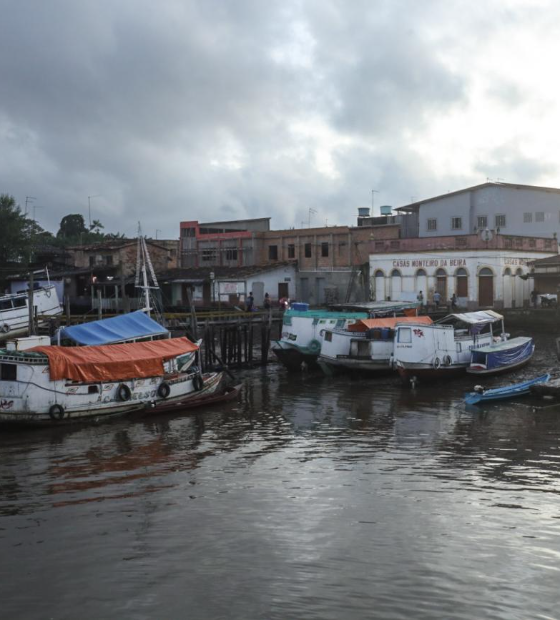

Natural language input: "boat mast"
[134,223,160,318]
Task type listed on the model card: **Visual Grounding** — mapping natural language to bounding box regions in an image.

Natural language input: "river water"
[1,335,560,620]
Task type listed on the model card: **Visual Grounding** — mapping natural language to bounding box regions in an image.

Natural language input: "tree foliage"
[0,194,44,264]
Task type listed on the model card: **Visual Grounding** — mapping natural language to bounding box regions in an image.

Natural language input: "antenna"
[88,195,101,228]
[371,189,379,213]
[308,208,317,228]
[25,196,36,216]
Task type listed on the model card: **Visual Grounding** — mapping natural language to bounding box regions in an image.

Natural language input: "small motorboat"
[464,373,550,405]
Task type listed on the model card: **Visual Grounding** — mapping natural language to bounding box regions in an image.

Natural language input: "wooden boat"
[271,301,419,372]
[147,383,242,414]
[467,336,534,375]
[0,337,219,426]
[464,373,550,405]
[318,316,433,375]
[0,284,62,339]
[394,310,505,382]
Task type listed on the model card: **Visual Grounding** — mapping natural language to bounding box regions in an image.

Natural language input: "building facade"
[395,182,560,240]
[370,234,555,309]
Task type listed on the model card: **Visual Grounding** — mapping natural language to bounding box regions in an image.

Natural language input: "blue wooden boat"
[464,373,550,405]
[467,336,534,375]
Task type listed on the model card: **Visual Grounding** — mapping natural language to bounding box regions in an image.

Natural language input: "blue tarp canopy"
[59,311,168,345]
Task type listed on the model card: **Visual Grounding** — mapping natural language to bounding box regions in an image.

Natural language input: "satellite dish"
[480,228,493,242]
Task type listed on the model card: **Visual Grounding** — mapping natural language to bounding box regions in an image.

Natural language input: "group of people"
[245,292,290,312]
[417,290,457,310]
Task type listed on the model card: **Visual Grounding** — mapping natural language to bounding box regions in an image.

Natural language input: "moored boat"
[464,373,550,405]
[467,336,534,375]
[318,315,433,375]
[271,301,420,372]
[0,337,215,426]
[394,310,505,382]
[0,284,63,339]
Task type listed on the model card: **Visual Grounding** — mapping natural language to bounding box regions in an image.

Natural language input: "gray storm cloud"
[0,0,554,237]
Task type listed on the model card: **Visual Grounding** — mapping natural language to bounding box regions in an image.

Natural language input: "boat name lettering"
[0,399,14,410]
[469,343,487,350]
[392,259,467,268]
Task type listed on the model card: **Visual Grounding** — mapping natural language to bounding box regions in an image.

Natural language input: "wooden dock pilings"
[168,311,283,371]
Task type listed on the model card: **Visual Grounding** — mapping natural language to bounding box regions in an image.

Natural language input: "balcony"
[369,234,557,254]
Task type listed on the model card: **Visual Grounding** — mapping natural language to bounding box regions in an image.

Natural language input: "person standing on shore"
[433,290,441,308]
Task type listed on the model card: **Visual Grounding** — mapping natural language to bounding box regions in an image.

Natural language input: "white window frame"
[427,218,437,231]
[477,215,487,229]
[495,214,506,228]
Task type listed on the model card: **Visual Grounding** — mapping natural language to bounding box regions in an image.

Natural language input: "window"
[0,299,13,311]
[225,248,238,261]
[455,237,467,247]
[324,331,332,342]
[504,237,513,248]
[268,245,278,260]
[524,212,532,223]
[12,298,26,308]
[398,328,412,343]
[321,242,329,257]
[536,212,545,222]
[477,216,487,229]
[201,249,215,262]
[287,244,295,259]
[89,256,96,267]
[88,385,99,394]
[427,218,437,231]
[545,239,554,249]
[0,363,16,381]
[304,243,312,258]
[515,237,523,248]
[390,240,400,249]
[451,217,462,230]
[529,238,536,248]
[375,241,384,250]
[495,214,506,228]
[104,255,113,266]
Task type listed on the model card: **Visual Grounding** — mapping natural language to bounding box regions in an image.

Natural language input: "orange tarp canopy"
[31,337,199,383]
[347,316,433,332]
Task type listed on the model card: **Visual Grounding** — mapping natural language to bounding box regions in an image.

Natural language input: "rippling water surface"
[2,335,560,620]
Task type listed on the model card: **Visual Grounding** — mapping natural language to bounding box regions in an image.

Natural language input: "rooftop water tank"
[358,207,371,217]
[380,205,392,216]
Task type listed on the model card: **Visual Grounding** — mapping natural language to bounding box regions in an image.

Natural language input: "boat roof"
[59,311,169,345]
[31,337,198,382]
[475,336,532,353]
[347,316,433,332]
[438,310,503,326]
[285,310,368,319]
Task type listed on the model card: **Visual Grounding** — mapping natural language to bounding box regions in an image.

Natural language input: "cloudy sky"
[1,0,559,238]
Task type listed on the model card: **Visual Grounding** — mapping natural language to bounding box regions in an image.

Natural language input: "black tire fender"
[157,381,171,399]
[117,383,132,401]
[0,324,10,334]
[49,404,65,420]
[193,374,204,391]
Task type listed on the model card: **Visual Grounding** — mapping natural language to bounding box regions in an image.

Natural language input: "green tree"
[0,194,43,264]
[57,213,88,239]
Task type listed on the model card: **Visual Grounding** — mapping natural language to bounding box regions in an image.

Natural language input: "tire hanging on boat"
[433,357,441,370]
[193,374,204,391]
[117,383,132,401]
[0,324,9,334]
[443,355,452,366]
[49,404,65,420]
[157,381,171,399]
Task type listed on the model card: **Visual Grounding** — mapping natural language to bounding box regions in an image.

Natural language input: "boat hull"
[271,342,319,371]
[317,356,393,375]
[397,361,467,382]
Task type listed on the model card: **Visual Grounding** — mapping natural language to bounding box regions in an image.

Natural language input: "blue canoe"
[464,373,551,405]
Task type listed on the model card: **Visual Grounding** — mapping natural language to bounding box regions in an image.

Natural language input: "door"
[375,271,385,301]
[503,269,512,308]
[478,268,494,307]
[252,282,264,306]
[202,281,211,306]
[299,278,309,303]
[278,282,289,299]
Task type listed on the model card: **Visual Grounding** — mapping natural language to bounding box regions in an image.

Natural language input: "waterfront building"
[394,181,560,239]
[369,233,555,309]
